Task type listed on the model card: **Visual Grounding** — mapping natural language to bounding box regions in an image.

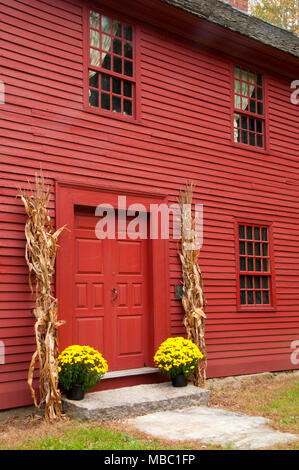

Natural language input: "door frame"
[55,180,170,368]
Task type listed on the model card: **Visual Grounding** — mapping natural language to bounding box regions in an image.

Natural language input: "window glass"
[88,10,135,117]
[238,224,271,307]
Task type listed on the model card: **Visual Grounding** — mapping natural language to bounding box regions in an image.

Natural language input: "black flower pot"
[66,384,85,400]
[171,374,188,387]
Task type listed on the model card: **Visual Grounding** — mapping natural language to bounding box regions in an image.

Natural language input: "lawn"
[0,372,298,450]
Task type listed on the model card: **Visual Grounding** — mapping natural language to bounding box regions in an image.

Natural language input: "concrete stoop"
[62,382,210,421]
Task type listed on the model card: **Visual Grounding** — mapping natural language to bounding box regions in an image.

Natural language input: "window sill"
[232,140,269,155]
[237,306,277,313]
[84,103,141,124]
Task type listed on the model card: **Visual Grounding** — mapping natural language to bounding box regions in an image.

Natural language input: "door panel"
[72,206,150,371]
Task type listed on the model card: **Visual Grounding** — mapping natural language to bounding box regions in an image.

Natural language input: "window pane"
[250,100,256,113]
[262,243,268,256]
[247,275,253,289]
[250,85,256,98]
[262,277,269,289]
[113,38,122,55]
[240,291,246,304]
[242,68,248,81]
[262,228,268,241]
[240,275,246,289]
[101,92,110,110]
[89,71,99,88]
[101,16,111,34]
[263,291,269,304]
[263,258,269,272]
[249,118,255,131]
[257,87,263,100]
[124,99,132,115]
[101,73,110,91]
[113,20,122,37]
[257,73,263,86]
[90,49,100,66]
[90,11,99,29]
[124,81,132,97]
[124,43,133,59]
[234,80,241,93]
[257,102,263,115]
[90,30,100,47]
[102,53,111,70]
[255,291,261,304]
[242,82,249,96]
[112,77,121,94]
[89,89,99,107]
[234,65,241,78]
[249,133,255,146]
[241,115,248,129]
[247,242,253,256]
[241,130,248,144]
[239,225,245,239]
[240,257,246,271]
[254,227,260,240]
[234,95,241,109]
[255,258,261,272]
[256,134,263,148]
[242,98,248,111]
[246,226,253,239]
[255,242,261,256]
[234,113,240,128]
[112,95,121,113]
[236,124,243,141]
[239,241,246,255]
[102,34,111,52]
[256,120,263,134]
[113,56,122,74]
[124,24,133,41]
[249,71,255,83]
[254,276,261,289]
[248,258,254,271]
[247,291,254,304]
[124,60,133,76]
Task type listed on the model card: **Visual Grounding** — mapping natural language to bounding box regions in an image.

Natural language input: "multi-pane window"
[233,65,265,149]
[238,224,272,307]
[88,10,135,117]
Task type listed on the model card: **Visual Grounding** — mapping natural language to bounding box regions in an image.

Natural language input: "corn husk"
[19,173,66,421]
[178,183,207,386]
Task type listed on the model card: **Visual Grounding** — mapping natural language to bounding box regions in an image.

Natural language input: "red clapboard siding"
[0,0,299,410]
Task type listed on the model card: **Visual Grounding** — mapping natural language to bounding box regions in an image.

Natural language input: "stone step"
[62,382,210,421]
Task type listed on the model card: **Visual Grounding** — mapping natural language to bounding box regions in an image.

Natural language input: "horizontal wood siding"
[0,0,298,409]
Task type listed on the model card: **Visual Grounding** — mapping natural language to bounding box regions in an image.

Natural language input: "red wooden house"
[1,0,299,411]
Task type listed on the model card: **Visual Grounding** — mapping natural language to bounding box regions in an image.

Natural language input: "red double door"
[70,206,151,371]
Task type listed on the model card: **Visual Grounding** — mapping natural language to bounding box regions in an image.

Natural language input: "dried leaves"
[19,173,66,421]
[178,183,207,386]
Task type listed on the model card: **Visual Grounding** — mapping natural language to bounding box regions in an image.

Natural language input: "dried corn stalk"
[19,173,66,421]
[178,183,207,386]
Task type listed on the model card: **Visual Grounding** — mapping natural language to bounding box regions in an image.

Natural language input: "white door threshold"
[103,367,159,380]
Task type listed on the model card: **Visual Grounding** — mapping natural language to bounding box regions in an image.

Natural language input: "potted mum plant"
[154,337,203,387]
[58,345,108,400]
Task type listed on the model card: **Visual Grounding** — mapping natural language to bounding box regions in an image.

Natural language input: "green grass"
[13,426,174,451]
[1,373,298,450]
[259,380,299,432]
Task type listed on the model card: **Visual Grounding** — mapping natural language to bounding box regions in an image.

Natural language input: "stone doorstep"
[62,382,211,421]
[1,369,298,422]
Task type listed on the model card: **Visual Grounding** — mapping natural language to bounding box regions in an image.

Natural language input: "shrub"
[154,337,203,379]
[58,345,108,392]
